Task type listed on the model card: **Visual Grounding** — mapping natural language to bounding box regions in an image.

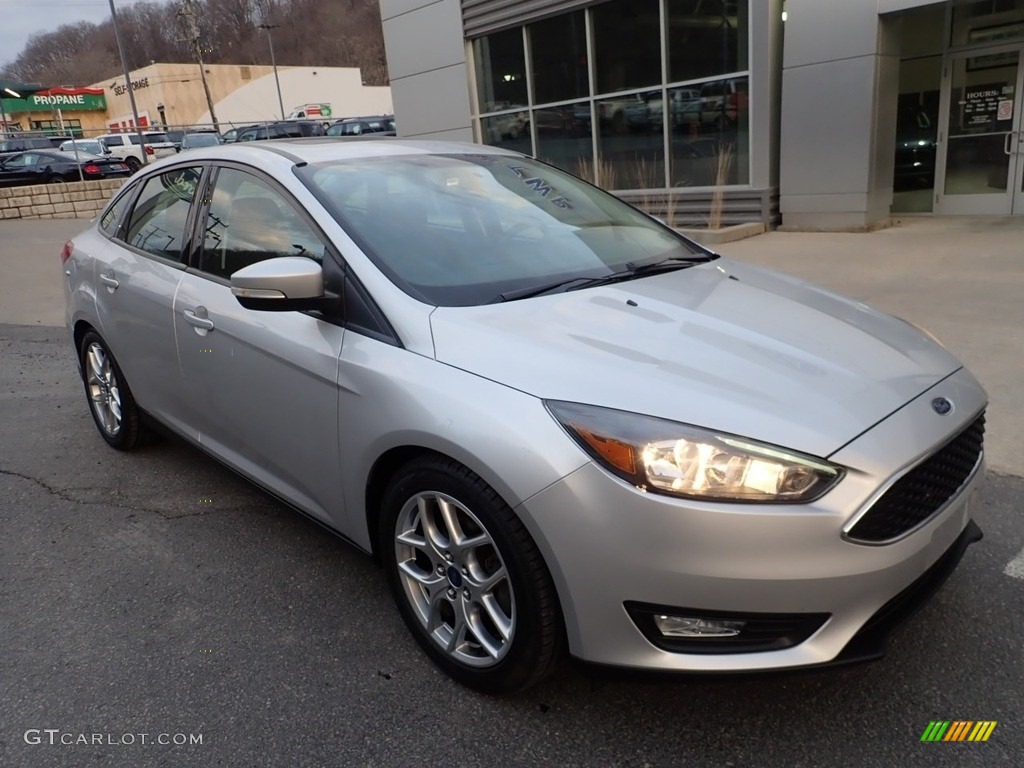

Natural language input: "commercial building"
[379,0,1024,229]
[0,63,392,136]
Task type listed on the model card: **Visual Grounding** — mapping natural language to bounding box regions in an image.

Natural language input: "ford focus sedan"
[63,139,986,693]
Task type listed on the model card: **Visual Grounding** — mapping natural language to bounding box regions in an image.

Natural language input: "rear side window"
[124,167,202,262]
[99,184,136,236]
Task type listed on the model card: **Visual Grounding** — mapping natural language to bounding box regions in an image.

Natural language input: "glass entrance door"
[936,45,1024,214]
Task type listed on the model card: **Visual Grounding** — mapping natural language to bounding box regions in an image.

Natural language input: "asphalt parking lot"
[1,217,1022,767]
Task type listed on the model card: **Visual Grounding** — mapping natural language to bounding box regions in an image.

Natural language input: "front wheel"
[124,156,141,173]
[380,456,564,694]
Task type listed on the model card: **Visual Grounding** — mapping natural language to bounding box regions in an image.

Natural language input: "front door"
[936,44,1024,214]
[174,165,346,527]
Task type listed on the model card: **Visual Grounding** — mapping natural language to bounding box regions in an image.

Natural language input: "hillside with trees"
[1,0,388,87]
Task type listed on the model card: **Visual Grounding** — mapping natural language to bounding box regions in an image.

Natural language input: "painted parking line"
[1004,547,1024,580]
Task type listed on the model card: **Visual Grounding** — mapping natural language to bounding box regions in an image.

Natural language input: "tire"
[125,156,141,173]
[47,175,67,184]
[79,331,145,450]
[380,455,564,694]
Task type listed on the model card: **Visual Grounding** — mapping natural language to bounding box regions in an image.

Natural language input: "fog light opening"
[654,614,746,638]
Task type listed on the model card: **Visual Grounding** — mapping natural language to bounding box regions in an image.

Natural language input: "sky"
[1,0,143,76]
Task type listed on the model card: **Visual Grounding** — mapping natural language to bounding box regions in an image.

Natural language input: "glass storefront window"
[473,28,528,114]
[596,89,665,189]
[480,111,532,153]
[892,54,941,212]
[472,3,751,196]
[592,0,662,94]
[529,11,589,104]
[951,0,1024,48]
[668,0,748,83]
[533,102,594,181]
[670,76,748,187]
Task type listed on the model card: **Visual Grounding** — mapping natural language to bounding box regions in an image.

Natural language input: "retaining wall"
[0,179,125,221]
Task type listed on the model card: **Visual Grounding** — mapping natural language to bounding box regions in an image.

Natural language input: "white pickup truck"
[95,131,178,172]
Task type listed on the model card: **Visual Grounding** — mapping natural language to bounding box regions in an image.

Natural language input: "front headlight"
[546,401,843,503]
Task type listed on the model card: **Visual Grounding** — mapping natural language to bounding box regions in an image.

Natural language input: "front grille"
[846,412,985,544]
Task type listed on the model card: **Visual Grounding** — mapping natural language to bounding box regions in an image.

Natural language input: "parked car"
[325,115,396,137]
[0,133,71,159]
[179,132,222,151]
[63,140,986,694]
[482,111,528,142]
[96,131,178,172]
[164,129,186,151]
[235,120,325,142]
[698,77,749,131]
[0,149,131,186]
[58,139,111,157]
[646,88,701,130]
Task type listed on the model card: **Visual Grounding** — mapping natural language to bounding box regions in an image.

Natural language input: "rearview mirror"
[231,257,330,312]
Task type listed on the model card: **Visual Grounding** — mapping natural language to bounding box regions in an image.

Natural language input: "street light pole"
[0,90,9,135]
[108,0,148,165]
[258,23,285,120]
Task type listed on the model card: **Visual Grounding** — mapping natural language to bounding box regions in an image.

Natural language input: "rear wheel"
[47,175,67,184]
[380,456,564,694]
[79,331,145,450]
[124,156,141,173]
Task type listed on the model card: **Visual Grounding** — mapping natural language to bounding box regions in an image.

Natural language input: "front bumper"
[516,367,986,672]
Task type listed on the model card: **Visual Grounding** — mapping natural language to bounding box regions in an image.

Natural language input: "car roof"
[142,138,517,169]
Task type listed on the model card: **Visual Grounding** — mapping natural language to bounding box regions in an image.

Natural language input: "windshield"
[299,153,703,306]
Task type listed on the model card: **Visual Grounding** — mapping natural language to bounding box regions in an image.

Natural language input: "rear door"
[92,165,205,438]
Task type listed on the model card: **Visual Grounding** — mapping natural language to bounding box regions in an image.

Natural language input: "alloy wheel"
[85,341,122,437]
[393,491,516,667]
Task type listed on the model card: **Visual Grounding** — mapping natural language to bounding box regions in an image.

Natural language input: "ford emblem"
[931,397,953,415]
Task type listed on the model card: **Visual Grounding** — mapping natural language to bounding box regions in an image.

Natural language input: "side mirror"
[231,257,330,312]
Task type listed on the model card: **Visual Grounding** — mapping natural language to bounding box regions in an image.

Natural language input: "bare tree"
[1,0,389,86]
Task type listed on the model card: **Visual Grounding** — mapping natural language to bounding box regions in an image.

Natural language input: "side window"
[100,183,137,236]
[101,136,121,149]
[124,167,202,261]
[5,153,36,167]
[198,167,326,280]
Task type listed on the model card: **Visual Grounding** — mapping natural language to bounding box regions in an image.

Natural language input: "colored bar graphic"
[921,721,950,742]
[921,721,996,742]
[944,721,971,741]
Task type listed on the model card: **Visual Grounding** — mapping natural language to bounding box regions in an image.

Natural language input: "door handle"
[98,273,119,290]
[1004,131,1016,155]
[183,307,215,331]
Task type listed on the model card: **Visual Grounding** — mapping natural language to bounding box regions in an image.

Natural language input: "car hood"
[429,258,962,458]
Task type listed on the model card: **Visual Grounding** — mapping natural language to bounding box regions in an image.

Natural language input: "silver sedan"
[63,139,986,693]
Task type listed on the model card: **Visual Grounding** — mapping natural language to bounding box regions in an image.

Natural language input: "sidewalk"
[2,214,1021,475]
[715,216,1024,476]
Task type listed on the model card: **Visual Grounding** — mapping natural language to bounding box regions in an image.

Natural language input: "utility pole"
[178,0,220,131]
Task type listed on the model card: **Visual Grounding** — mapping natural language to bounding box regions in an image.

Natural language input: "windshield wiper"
[499,254,717,302]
